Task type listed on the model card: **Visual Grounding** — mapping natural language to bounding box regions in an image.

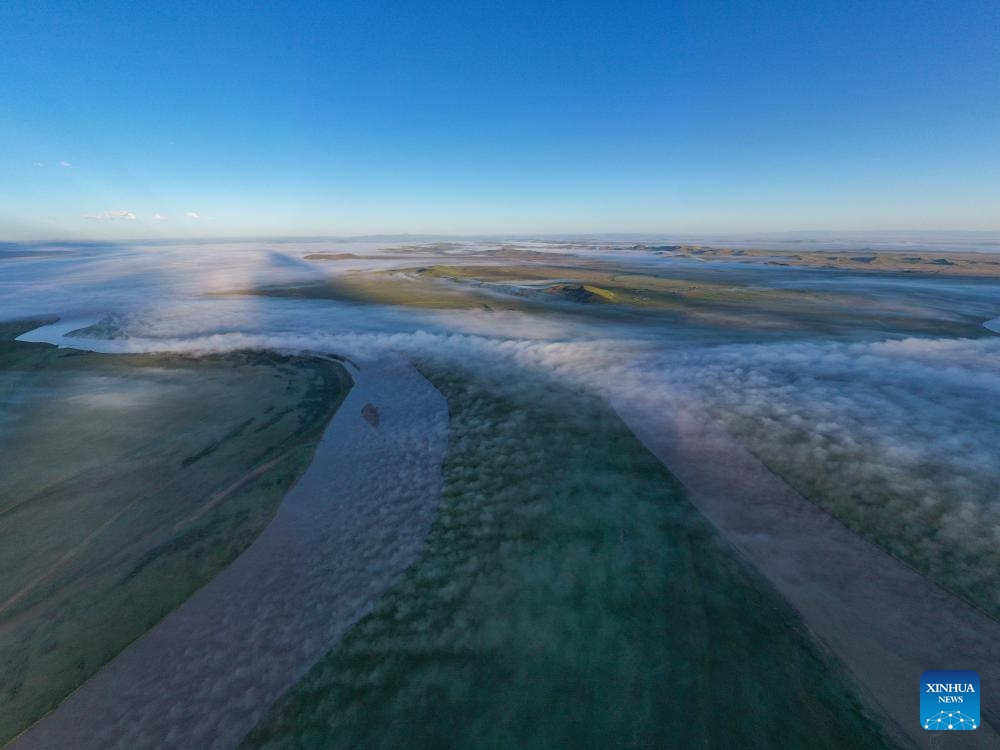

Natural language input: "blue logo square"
[921,670,980,730]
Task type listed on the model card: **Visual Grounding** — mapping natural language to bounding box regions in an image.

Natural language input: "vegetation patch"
[245,260,986,338]
[545,284,617,303]
[0,320,351,744]
[241,365,889,750]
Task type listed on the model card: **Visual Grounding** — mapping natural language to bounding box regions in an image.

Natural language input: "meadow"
[252,257,989,339]
[0,320,350,744]
[2,238,997,748]
[241,363,890,750]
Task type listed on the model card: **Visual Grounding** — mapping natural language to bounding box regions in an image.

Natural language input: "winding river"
[9,347,448,750]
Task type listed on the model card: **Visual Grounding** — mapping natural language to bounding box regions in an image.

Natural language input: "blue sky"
[2,0,998,238]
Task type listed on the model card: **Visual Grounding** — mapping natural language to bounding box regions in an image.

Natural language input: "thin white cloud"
[152,213,167,221]
[185,211,201,219]
[83,210,137,221]
[59,160,72,168]
[33,161,45,167]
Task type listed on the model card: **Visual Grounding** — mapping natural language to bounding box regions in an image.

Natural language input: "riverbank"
[0,320,351,746]
[8,354,447,750]
[614,393,1000,748]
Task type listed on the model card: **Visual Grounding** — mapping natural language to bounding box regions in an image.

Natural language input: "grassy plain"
[639,244,1000,277]
[251,259,986,338]
[241,365,890,750]
[0,320,351,744]
[716,404,1000,620]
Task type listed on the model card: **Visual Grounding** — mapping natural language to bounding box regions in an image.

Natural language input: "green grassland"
[240,364,891,750]
[650,245,1000,277]
[246,269,500,310]
[717,408,1000,620]
[0,320,351,744]
[250,261,984,338]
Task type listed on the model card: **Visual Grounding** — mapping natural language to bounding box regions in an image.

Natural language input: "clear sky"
[2,0,999,239]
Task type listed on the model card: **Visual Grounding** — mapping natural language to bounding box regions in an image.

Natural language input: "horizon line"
[4,228,1000,247]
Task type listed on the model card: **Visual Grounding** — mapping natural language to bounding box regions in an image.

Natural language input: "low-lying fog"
[4,237,1000,612]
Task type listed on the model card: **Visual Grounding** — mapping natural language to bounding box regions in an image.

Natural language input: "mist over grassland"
[0,319,350,743]
[241,362,890,750]
[2,237,999,745]
[4,237,999,620]
[618,336,1000,616]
